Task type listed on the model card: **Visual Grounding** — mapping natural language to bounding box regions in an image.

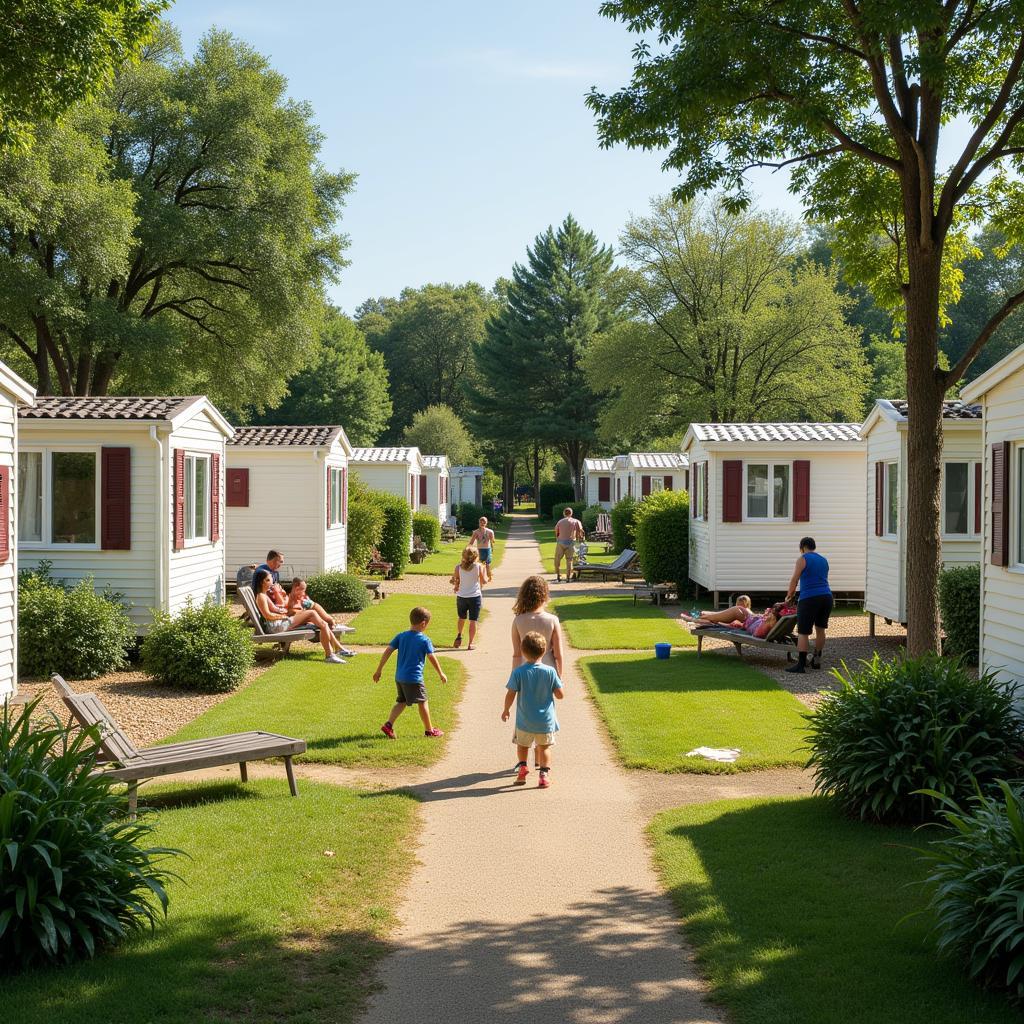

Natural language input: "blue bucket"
[655,642,672,660]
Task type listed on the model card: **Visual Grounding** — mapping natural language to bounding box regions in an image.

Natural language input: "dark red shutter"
[992,442,1010,566]
[664,475,673,491]
[874,462,884,537]
[689,467,696,518]
[100,447,131,550]
[342,468,348,525]
[793,460,810,522]
[326,466,333,528]
[173,449,185,550]
[702,463,708,519]
[210,453,220,542]
[598,477,610,502]
[974,462,982,535]
[722,460,743,522]
[641,474,651,497]
[420,474,428,505]
[0,466,9,563]
[226,468,249,507]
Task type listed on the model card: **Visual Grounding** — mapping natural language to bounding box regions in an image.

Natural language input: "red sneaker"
[538,772,550,789]
[380,722,396,740]
[424,728,444,738]
[514,764,529,786]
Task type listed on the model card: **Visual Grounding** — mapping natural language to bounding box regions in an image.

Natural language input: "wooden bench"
[237,585,355,655]
[633,582,677,606]
[692,614,799,660]
[366,549,394,578]
[51,675,306,815]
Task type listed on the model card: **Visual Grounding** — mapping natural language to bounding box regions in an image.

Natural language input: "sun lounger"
[237,585,354,655]
[692,613,799,659]
[51,675,306,814]
[574,549,642,582]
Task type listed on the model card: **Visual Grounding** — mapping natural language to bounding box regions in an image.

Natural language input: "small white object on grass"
[685,746,741,763]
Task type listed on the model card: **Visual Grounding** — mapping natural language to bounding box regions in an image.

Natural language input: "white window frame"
[1014,442,1024,570]
[941,459,978,539]
[651,476,666,494]
[883,460,899,539]
[743,461,792,522]
[329,465,344,528]
[183,453,211,546]
[19,446,101,550]
[692,462,706,521]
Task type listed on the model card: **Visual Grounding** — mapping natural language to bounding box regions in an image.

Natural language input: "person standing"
[511,575,564,677]
[553,507,585,582]
[451,546,487,650]
[471,517,496,582]
[784,537,833,674]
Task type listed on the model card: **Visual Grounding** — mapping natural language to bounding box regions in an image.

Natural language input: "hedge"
[539,481,575,520]
[938,563,981,664]
[580,504,602,535]
[375,491,412,578]
[346,478,386,570]
[610,496,639,553]
[413,511,440,551]
[305,571,371,612]
[633,490,690,587]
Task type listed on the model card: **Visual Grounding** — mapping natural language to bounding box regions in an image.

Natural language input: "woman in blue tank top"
[784,537,833,674]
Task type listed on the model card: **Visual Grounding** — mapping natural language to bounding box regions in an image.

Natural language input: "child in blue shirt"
[502,631,564,788]
[374,606,448,738]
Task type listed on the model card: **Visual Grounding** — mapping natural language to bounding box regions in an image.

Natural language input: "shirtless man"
[553,507,585,582]
[471,516,496,582]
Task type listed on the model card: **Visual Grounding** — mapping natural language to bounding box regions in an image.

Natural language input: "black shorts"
[395,681,428,704]
[797,594,833,635]
[457,596,482,621]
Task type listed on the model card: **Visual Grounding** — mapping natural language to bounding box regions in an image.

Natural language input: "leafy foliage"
[580,504,603,534]
[373,492,412,578]
[454,502,487,534]
[633,491,690,587]
[304,571,370,613]
[538,482,575,521]
[806,655,1023,823]
[346,474,386,571]
[610,496,639,553]
[141,600,254,694]
[403,404,475,466]
[0,699,175,969]
[412,511,440,551]
[939,564,981,665]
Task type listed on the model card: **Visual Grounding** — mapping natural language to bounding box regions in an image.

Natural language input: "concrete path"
[361,518,721,1024]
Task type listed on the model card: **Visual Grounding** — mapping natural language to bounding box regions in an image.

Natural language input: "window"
[942,461,978,536]
[745,463,790,520]
[651,477,665,494]
[885,461,899,536]
[692,463,706,520]
[329,467,344,526]
[184,454,209,542]
[19,449,97,546]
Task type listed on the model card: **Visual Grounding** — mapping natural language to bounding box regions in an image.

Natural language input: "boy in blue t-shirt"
[374,606,448,739]
[501,631,564,789]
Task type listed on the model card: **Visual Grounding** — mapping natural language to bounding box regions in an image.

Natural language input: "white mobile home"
[680,423,865,606]
[420,455,451,523]
[226,425,352,580]
[861,400,983,631]
[583,458,616,509]
[18,396,233,632]
[612,453,688,504]
[450,465,484,507]
[350,447,425,511]
[0,363,36,698]
[962,346,1024,687]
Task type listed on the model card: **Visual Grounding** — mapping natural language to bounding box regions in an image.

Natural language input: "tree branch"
[946,286,1024,383]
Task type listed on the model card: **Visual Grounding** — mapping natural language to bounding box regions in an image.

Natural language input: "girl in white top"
[450,546,487,649]
[511,575,563,676]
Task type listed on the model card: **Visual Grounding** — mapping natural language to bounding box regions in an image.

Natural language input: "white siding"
[684,439,713,590]
[323,452,348,573]
[865,420,903,621]
[0,404,16,696]
[422,469,449,523]
[585,472,613,509]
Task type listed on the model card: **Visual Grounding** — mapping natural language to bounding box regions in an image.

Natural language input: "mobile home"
[612,453,688,504]
[420,455,451,522]
[583,458,616,509]
[349,447,425,510]
[450,465,484,507]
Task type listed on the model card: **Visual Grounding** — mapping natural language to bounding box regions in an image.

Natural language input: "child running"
[501,631,564,789]
[374,606,448,739]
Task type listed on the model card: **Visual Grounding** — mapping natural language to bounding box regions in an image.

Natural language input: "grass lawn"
[578,652,808,772]
[168,650,464,766]
[5,779,417,1024]
[346,593,489,647]
[651,796,1018,1024]
[550,594,694,650]
[405,522,509,575]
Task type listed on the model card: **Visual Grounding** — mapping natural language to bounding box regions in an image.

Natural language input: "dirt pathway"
[359,518,722,1024]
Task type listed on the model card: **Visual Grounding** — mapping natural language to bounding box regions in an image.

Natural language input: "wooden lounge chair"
[574,548,642,582]
[51,675,306,814]
[441,517,459,543]
[237,585,355,655]
[692,614,799,659]
[366,548,394,577]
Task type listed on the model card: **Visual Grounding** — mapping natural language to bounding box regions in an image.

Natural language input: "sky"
[166,2,822,312]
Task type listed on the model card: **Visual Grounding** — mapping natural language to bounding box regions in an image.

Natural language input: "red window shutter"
[210,452,220,542]
[992,441,1010,566]
[598,477,610,502]
[664,475,673,491]
[226,468,249,507]
[100,447,131,550]
[173,449,185,551]
[342,468,348,525]
[974,462,982,535]
[326,466,333,528]
[874,461,884,537]
[0,465,9,564]
[641,474,651,497]
[722,460,743,522]
[420,474,428,506]
[793,460,810,522]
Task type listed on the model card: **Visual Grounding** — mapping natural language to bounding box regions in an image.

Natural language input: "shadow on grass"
[584,653,783,694]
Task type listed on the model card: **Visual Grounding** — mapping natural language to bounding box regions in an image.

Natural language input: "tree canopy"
[402,404,476,465]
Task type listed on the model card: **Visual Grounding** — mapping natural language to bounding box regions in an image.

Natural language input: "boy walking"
[374,606,448,738]
[501,631,564,788]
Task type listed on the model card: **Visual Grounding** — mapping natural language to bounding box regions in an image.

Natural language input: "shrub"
[610,495,639,553]
[141,599,254,693]
[346,474,386,570]
[19,570,134,680]
[456,501,486,534]
[538,481,575,520]
[481,469,502,506]
[806,654,1023,823]
[939,563,981,664]
[634,490,690,587]
[921,781,1024,1004]
[0,699,176,969]
[413,511,440,551]
[580,504,602,535]
[305,570,371,612]
[375,491,412,578]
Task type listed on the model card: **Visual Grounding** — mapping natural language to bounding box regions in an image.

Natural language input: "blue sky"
[165,2,818,312]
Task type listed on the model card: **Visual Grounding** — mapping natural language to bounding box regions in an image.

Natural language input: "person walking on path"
[511,575,564,677]
[553,507,584,582]
[471,516,496,582]
[502,630,564,788]
[784,536,833,674]
[451,546,487,650]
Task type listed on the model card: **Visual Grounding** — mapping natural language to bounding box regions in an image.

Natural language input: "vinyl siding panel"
[0,402,15,696]
[684,439,713,590]
[865,421,903,621]
[421,469,449,523]
[322,451,348,572]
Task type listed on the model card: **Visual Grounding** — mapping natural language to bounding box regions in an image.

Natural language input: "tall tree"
[469,215,616,500]
[589,1,1024,655]
[403,404,476,465]
[0,26,352,406]
[587,197,869,440]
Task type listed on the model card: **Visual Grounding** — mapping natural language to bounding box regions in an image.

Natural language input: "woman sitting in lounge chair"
[680,596,781,639]
[252,570,346,663]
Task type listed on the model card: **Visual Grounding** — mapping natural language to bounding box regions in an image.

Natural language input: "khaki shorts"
[513,728,557,748]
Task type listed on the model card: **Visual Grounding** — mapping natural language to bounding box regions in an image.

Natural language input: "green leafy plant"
[374,492,412,578]
[538,482,575,520]
[412,511,440,551]
[346,474,386,570]
[939,564,981,664]
[580,504,602,535]
[610,495,639,553]
[18,570,134,680]
[806,654,1023,823]
[455,502,485,534]
[633,490,690,587]
[0,699,176,969]
[142,600,254,694]
[305,571,370,613]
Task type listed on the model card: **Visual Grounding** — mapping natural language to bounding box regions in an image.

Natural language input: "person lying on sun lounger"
[680,597,786,639]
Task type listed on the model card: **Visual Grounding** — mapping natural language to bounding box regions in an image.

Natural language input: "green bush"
[305,570,371,613]
[456,501,485,534]
[412,511,440,551]
[939,563,981,664]
[141,600,254,694]
[374,491,412,578]
[18,568,134,680]
[806,654,1023,823]
[0,699,176,969]
[634,490,690,587]
[610,495,639,553]
[481,469,502,506]
[346,475,386,570]
[538,481,576,520]
[921,781,1024,1004]
[580,504,602,535]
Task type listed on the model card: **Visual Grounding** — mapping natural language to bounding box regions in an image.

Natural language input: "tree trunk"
[532,442,541,505]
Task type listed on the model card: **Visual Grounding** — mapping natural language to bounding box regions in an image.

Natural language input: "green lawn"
[531,519,620,574]
[652,796,1018,1024]
[346,593,489,647]
[550,594,694,650]
[405,522,509,575]
[168,651,464,766]
[5,780,417,1024]
[578,652,808,772]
